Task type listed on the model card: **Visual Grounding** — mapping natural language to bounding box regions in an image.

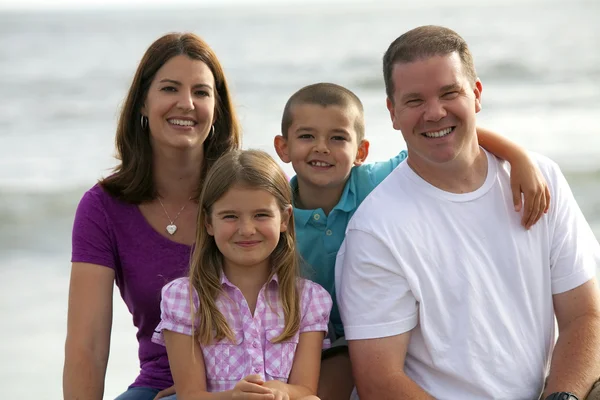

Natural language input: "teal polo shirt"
[291,150,408,337]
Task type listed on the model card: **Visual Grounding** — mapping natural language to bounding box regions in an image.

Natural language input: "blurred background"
[0,0,598,398]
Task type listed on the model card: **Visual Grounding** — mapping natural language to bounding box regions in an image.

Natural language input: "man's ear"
[354,139,370,166]
[474,78,483,113]
[386,97,401,131]
[274,135,291,163]
[280,205,293,232]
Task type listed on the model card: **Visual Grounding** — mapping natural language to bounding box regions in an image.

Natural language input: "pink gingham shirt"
[152,274,332,392]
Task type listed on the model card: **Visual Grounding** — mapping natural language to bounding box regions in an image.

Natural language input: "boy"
[274,82,549,400]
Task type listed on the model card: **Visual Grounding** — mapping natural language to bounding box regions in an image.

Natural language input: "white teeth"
[310,161,332,167]
[424,127,453,138]
[169,119,195,126]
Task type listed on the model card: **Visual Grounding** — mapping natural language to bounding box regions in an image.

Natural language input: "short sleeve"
[299,280,333,334]
[152,277,198,346]
[547,161,600,294]
[365,150,408,187]
[71,187,117,269]
[335,228,418,340]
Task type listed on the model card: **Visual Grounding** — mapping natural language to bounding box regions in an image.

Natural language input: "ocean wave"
[478,60,540,82]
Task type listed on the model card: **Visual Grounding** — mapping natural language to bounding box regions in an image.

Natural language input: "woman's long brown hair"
[100,32,241,203]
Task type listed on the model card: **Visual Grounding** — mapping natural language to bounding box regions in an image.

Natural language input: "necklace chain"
[157,197,191,235]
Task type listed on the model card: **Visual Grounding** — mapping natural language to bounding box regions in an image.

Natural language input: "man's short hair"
[383,25,477,103]
[281,82,365,141]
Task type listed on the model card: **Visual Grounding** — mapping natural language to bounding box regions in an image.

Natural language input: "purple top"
[71,184,191,390]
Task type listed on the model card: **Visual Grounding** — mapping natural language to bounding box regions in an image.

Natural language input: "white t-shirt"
[335,150,599,400]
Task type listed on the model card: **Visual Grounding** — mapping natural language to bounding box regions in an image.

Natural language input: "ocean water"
[1,1,599,398]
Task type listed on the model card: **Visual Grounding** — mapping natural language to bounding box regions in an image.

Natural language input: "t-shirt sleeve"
[365,150,408,187]
[547,161,600,294]
[335,228,418,340]
[299,280,333,334]
[71,188,117,269]
[152,278,198,346]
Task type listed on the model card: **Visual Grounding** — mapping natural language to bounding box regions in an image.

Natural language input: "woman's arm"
[476,126,551,229]
[262,331,325,399]
[63,262,114,400]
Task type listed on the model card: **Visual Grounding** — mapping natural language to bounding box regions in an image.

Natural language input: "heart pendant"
[166,224,177,235]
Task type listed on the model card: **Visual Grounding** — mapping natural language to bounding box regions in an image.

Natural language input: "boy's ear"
[274,135,291,163]
[280,205,293,232]
[354,139,370,166]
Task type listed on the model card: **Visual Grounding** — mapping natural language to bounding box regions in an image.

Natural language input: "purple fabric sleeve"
[71,187,117,269]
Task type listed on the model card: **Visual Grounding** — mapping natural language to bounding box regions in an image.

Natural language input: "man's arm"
[348,332,434,400]
[542,157,600,399]
[543,278,600,399]
[335,226,429,399]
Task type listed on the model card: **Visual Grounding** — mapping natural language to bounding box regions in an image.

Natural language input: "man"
[335,25,600,400]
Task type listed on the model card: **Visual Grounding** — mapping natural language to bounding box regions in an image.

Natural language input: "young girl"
[152,149,331,400]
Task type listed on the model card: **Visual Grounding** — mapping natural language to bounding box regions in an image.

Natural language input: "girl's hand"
[153,385,175,399]
[510,155,551,229]
[232,375,275,399]
[268,389,290,400]
[262,380,290,400]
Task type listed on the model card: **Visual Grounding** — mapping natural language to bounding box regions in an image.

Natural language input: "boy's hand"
[510,155,551,229]
[232,375,275,399]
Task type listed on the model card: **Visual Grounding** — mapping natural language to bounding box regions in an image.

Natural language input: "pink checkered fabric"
[152,274,332,392]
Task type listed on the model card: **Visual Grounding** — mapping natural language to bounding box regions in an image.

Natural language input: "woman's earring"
[140,115,148,130]
[210,125,215,136]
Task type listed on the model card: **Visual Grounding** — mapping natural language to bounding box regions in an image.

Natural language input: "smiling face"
[205,185,291,273]
[142,54,216,153]
[275,103,368,192]
[386,52,482,168]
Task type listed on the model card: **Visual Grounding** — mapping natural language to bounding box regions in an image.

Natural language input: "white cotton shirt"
[335,149,599,400]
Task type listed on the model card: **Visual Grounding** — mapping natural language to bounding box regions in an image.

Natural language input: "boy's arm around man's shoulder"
[365,149,408,186]
[353,149,408,200]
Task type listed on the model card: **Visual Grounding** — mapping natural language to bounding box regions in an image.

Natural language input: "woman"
[63,33,241,400]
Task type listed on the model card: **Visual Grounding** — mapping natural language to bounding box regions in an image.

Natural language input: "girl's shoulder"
[295,278,333,333]
[163,276,190,289]
[296,278,333,307]
[161,277,198,306]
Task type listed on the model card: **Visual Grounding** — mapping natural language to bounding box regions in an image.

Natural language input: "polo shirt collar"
[290,171,358,224]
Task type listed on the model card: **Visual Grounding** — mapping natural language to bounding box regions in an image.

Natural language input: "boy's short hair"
[281,83,365,141]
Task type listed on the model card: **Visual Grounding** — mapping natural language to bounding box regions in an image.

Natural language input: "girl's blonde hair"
[190,149,300,345]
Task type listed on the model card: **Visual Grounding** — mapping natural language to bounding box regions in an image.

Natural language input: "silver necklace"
[157,197,190,235]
